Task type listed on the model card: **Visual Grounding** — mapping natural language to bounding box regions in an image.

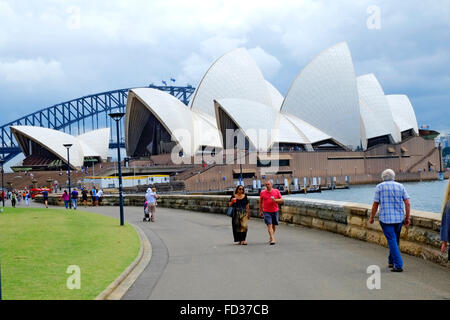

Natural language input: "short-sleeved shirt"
[260,188,282,213]
[145,192,157,204]
[374,181,410,224]
[71,190,79,199]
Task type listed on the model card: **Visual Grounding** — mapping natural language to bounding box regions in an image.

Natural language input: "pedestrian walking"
[91,187,98,206]
[60,190,70,209]
[229,185,250,245]
[145,188,159,222]
[81,187,88,207]
[42,189,49,208]
[71,188,79,210]
[25,191,30,206]
[97,188,104,206]
[369,169,410,272]
[11,192,16,207]
[440,179,450,261]
[259,180,284,245]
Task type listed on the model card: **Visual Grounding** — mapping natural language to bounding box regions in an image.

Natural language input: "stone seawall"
[36,194,449,267]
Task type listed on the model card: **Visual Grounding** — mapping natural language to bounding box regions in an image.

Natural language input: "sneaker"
[391,267,403,272]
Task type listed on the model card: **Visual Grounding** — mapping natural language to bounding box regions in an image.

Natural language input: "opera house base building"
[123,43,445,193]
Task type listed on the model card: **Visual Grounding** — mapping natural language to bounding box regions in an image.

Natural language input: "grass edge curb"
[94,223,152,300]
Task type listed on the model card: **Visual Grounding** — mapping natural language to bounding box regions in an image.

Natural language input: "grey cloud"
[0,0,448,132]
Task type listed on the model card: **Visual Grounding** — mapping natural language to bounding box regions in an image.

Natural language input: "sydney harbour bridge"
[0,85,195,163]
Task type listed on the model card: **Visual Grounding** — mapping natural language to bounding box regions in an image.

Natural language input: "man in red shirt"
[259,180,284,245]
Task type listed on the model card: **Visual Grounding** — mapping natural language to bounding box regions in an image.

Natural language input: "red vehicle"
[30,188,52,199]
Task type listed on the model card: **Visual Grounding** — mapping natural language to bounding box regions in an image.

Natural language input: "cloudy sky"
[0,0,449,133]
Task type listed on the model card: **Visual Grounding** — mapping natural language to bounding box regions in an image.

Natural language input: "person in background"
[369,169,410,272]
[71,188,79,210]
[97,188,104,206]
[42,189,49,208]
[145,188,159,222]
[25,190,30,206]
[259,180,284,245]
[91,187,97,206]
[60,190,70,209]
[229,185,251,245]
[81,187,88,207]
[440,179,450,261]
[17,191,21,204]
[11,191,16,208]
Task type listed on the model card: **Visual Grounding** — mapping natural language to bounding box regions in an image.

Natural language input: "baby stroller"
[143,201,151,222]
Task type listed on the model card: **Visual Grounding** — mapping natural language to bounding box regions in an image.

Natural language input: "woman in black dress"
[229,185,251,245]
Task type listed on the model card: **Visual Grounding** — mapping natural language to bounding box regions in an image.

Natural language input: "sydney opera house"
[10,42,441,191]
[123,42,440,191]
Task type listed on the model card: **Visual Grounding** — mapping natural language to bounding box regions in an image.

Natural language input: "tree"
[442,147,450,157]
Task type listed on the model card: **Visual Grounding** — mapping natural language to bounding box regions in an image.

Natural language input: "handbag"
[226,206,234,217]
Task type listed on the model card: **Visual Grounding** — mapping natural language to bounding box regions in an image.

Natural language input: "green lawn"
[0,207,140,300]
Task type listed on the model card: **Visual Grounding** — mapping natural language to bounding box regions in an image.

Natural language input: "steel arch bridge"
[0,85,195,163]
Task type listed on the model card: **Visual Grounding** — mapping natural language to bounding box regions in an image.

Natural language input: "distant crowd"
[58,186,104,210]
[0,186,105,210]
[1,189,33,207]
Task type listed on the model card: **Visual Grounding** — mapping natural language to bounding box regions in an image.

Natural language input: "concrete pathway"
[34,202,450,299]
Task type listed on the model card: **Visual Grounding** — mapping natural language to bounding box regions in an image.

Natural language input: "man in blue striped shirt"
[369,169,410,272]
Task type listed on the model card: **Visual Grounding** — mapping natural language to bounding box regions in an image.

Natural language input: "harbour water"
[286,179,448,214]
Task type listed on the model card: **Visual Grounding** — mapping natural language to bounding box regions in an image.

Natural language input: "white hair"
[381,169,396,181]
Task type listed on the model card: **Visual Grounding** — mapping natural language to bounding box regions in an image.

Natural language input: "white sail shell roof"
[281,42,361,148]
[125,88,222,157]
[214,98,277,151]
[386,94,419,134]
[10,126,110,168]
[190,48,273,117]
[77,128,110,160]
[214,99,333,151]
[191,110,223,152]
[281,112,332,144]
[275,113,310,145]
[124,43,420,155]
[357,74,401,147]
[125,88,194,156]
[265,80,284,111]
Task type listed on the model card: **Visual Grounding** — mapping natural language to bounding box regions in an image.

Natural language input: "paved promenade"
[38,203,450,299]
